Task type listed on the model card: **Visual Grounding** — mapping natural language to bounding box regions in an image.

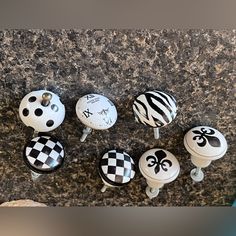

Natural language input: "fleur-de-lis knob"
[184,126,227,182]
[139,148,180,199]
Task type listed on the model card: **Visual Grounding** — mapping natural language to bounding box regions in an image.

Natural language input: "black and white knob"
[23,135,65,181]
[19,90,65,133]
[76,94,118,142]
[184,126,227,182]
[139,148,180,199]
[98,150,136,192]
[132,90,177,139]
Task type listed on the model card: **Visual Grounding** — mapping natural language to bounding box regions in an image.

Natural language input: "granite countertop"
[0,29,235,206]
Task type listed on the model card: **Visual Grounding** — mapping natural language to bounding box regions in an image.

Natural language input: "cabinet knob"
[98,150,136,192]
[133,90,177,139]
[139,148,180,199]
[23,135,65,181]
[19,90,65,132]
[76,94,117,142]
[184,126,228,182]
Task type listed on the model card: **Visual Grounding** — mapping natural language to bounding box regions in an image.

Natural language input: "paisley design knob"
[139,148,180,199]
[76,94,118,142]
[184,126,228,182]
[132,90,177,139]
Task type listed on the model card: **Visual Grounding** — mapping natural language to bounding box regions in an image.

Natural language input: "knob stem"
[153,128,160,139]
[145,186,160,199]
[30,171,41,182]
[190,167,204,182]
[41,92,52,107]
[101,185,108,193]
[80,127,92,142]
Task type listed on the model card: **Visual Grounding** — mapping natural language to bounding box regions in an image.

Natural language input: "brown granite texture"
[0,30,235,206]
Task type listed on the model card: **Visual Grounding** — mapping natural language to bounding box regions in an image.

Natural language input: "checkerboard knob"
[184,126,227,182]
[98,150,136,192]
[139,148,180,199]
[76,94,117,142]
[132,90,177,139]
[23,135,65,181]
[19,90,65,133]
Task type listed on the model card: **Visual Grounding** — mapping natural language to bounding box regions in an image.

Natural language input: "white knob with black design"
[98,150,136,192]
[76,94,118,142]
[23,135,65,181]
[19,90,65,132]
[132,90,177,139]
[139,148,180,199]
[184,126,227,182]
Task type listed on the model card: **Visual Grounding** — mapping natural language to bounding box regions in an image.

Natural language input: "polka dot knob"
[19,90,65,132]
[133,90,177,139]
[76,94,118,142]
[23,135,65,181]
[139,148,180,199]
[98,150,136,192]
[184,126,227,182]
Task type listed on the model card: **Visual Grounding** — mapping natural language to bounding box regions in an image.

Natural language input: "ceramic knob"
[139,148,180,199]
[76,94,118,142]
[23,135,65,180]
[184,126,228,182]
[19,90,65,132]
[132,90,177,139]
[98,150,136,192]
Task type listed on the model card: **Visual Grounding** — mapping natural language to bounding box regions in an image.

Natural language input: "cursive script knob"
[184,126,228,182]
[76,94,118,142]
[139,148,180,199]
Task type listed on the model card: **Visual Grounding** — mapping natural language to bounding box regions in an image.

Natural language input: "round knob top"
[184,126,227,160]
[23,135,65,174]
[132,90,177,128]
[76,94,117,130]
[139,148,180,183]
[19,90,65,132]
[98,150,136,187]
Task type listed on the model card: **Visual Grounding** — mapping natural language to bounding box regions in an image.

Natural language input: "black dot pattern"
[23,108,29,116]
[28,96,37,102]
[46,120,54,127]
[35,108,43,116]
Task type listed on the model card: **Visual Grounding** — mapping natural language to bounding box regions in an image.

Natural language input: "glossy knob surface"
[23,136,65,174]
[184,126,227,160]
[99,150,135,187]
[132,90,177,128]
[76,94,117,130]
[139,148,180,184]
[19,90,65,132]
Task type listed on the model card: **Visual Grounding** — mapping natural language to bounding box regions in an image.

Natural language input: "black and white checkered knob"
[132,90,177,139]
[23,136,65,175]
[98,150,136,192]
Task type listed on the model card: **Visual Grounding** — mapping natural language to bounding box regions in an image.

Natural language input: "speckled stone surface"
[0,30,235,206]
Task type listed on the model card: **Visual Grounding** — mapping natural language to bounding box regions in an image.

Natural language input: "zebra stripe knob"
[184,126,228,182]
[132,90,177,139]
